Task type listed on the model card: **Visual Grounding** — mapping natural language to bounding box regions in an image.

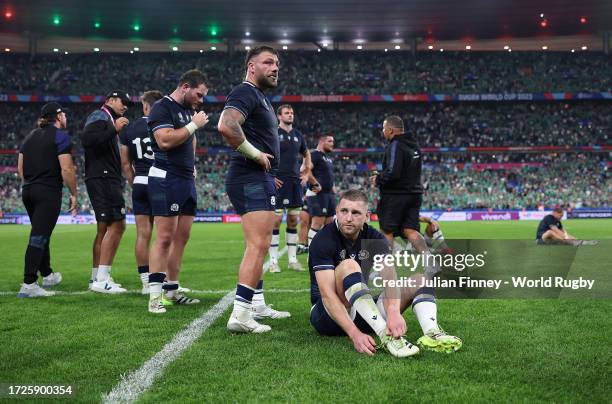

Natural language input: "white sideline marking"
[101,247,288,404]
[0,288,308,297]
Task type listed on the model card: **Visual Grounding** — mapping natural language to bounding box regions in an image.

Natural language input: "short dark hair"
[276,104,293,115]
[178,69,207,88]
[553,206,564,214]
[318,133,333,142]
[245,45,278,70]
[339,189,369,205]
[384,115,404,131]
[141,90,163,107]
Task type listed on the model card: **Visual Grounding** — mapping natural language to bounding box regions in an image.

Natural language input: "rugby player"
[309,190,462,356]
[307,134,335,246]
[120,90,163,293]
[268,104,312,273]
[218,45,291,333]
[146,70,209,313]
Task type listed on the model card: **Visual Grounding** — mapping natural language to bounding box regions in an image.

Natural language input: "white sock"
[149,282,162,299]
[344,276,387,339]
[164,280,179,299]
[413,301,439,335]
[97,265,111,282]
[233,283,254,322]
[308,228,319,246]
[91,267,98,282]
[140,272,149,285]
[270,231,279,264]
[287,229,298,262]
[252,282,265,309]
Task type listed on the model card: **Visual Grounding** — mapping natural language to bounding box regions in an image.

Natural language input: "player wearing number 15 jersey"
[120,90,163,293]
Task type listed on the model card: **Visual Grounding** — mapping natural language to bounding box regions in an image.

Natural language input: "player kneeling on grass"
[309,189,462,357]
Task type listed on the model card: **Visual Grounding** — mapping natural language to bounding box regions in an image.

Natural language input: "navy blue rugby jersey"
[120,117,153,176]
[224,82,279,183]
[148,95,195,179]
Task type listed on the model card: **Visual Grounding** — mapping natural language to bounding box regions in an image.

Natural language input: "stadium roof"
[2,0,611,43]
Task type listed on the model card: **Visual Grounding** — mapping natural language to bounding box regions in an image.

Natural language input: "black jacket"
[81,106,122,181]
[376,134,423,195]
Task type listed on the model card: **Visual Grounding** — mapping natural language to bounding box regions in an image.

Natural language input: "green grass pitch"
[1,219,611,403]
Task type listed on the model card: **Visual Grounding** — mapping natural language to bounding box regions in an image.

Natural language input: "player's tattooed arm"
[218,108,274,171]
[217,108,247,148]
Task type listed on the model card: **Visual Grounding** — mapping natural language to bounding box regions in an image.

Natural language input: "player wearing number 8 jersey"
[120,90,163,293]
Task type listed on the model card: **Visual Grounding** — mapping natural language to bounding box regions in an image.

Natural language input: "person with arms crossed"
[268,104,312,273]
[82,91,131,293]
[17,103,77,298]
[218,45,291,333]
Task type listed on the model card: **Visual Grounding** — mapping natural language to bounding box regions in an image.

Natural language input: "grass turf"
[0,219,611,402]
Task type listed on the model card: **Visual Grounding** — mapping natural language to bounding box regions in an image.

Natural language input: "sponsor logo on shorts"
[283,198,290,205]
[322,208,327,214]
[339,249,346,260]
[120,208,126,214]
[170,203,179,212]
[271,196,276,206]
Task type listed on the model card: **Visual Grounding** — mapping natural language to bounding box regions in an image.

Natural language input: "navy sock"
[236,283,255,304]
[148,272,165,284]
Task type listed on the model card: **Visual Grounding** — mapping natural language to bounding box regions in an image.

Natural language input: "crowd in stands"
[1,50,609,214]
[1,101,609,150]
[1,51,611,95]
[1,152,608,215]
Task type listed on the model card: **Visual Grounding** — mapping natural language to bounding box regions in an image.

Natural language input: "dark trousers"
[22,185,62,284]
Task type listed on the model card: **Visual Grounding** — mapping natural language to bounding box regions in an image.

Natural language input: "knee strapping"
[28,234,49,249]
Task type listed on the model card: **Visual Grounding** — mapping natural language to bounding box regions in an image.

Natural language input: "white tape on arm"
[185,122,198,135]
[236,139,262,161]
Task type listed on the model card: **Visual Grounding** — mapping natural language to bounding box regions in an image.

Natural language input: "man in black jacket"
[370,115,430,254]
[81,91,130,293]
